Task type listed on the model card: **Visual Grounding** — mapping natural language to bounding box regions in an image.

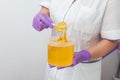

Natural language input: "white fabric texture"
[101,0,120,40]
[40,0,120,80]
[40,0,50,9]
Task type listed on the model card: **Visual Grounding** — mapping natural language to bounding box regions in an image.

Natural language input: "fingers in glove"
[40,13,53,28]
[49,64,55,68]
[57,67,65,70]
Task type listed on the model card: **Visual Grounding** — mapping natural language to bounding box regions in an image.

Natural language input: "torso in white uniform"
[40,0,120,80]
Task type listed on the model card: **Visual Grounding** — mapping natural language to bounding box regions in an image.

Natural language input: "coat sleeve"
[101,0,120,40]
[40,0,51,9]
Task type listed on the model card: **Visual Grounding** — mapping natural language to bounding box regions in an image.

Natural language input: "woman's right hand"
[32,12,53,31]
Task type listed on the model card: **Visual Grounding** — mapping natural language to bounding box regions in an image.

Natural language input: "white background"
[0,0,51,80]
[0,0,119,80]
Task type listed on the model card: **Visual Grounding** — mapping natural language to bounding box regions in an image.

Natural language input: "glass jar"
[48,40,74,67]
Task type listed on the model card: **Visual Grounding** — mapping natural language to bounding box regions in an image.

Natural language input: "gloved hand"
[49,50,91,69]
[72,50,91,65]
[32,12,53,31]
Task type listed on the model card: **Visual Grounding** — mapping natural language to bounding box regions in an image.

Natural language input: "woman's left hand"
[49,50,91,70]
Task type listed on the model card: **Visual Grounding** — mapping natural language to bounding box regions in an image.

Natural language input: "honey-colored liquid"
[54,22,67,32]
[48,41,74,67]
[48,21,74,67]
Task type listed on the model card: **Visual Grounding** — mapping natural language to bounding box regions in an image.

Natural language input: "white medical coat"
[40,0,120,80]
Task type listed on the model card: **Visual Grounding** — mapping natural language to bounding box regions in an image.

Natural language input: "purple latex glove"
[49,64,55,68]
[49,50,91,69]
[32,13,53,31]
[72,50,91,66]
